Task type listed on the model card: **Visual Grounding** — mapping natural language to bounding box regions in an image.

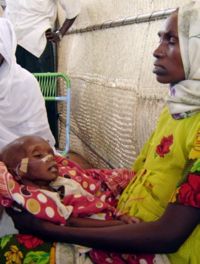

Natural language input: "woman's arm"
[6,203,200,253]
[67,217,124,227]
[67,213,139,227]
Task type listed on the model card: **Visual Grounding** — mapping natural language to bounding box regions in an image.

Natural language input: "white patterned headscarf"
[167,1,200,119]
[0,18,55,149]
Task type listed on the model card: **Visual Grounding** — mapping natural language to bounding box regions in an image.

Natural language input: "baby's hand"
[118,214,140,224]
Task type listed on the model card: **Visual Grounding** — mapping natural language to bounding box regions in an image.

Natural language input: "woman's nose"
[153,42,166,58]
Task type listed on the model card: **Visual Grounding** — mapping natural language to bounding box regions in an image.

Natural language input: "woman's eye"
[169,37,176,45]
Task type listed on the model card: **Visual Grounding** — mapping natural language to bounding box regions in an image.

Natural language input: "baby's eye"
[33,153,43,159]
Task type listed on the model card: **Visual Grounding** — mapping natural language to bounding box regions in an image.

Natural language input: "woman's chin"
[155,75,170,84]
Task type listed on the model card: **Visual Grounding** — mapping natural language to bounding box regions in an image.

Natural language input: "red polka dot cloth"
[0,156,135,224]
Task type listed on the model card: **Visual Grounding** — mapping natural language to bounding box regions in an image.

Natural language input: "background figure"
[4,0,81,143]
[4,0,80,73]
[0,18,55,150]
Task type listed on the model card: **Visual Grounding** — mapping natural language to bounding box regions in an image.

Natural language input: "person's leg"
[39,41,58,146]
[16,42,55,73]
[39,41,55,72]
[16,45,41,73]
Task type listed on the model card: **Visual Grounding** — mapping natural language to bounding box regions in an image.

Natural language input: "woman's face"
[153,12,185,85]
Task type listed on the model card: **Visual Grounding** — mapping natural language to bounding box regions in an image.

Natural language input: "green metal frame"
[33,72,71,154]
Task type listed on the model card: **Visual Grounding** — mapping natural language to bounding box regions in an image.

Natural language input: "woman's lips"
[153,65,167,75]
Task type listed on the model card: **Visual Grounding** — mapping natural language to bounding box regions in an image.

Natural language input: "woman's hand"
[118,214,141,224]
[6,208,45,234]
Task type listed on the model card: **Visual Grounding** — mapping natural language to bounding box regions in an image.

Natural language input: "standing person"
[6,1,200,264]
[4,0,80,73]
[4,0,81,143]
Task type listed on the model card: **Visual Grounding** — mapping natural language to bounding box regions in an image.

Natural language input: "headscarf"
[167,1,200,118]
[0,18,55,148]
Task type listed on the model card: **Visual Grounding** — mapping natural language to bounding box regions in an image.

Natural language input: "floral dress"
[168,133,200,264]
[118,107,200,222]
[0,234,55,264]
[116,107,200,264]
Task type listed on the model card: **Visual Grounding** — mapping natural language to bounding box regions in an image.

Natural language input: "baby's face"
[22,138,58,184]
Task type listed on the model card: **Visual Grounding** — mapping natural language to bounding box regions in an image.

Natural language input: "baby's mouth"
[48,164,58,174]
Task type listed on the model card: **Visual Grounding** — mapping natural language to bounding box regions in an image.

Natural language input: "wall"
[58,0,190,168]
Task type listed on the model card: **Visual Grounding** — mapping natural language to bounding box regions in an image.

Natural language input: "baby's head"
[0,135,58,186]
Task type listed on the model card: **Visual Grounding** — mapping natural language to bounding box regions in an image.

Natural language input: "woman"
[2,1,200,263]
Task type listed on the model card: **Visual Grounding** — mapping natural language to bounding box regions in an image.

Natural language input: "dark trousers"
[16,42,58,146]
[16,41,55,73]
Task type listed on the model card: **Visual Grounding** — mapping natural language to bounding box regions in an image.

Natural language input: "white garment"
[0,18,55,149]
[167,1,200,116]
[4,0,81,57]
[0,210,18,237]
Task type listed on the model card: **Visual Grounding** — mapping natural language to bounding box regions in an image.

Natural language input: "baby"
[0,135,137,226]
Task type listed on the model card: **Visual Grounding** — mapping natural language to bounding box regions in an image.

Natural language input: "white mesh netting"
[58,0,190,168]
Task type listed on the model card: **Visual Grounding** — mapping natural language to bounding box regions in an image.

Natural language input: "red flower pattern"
[156,134,173,157]
[90,249,156,264]
[16,234,44,249]
[178,174,200,208]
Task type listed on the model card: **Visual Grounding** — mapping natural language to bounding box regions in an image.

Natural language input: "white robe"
[0,18,55,150]
[4,0,81,57]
